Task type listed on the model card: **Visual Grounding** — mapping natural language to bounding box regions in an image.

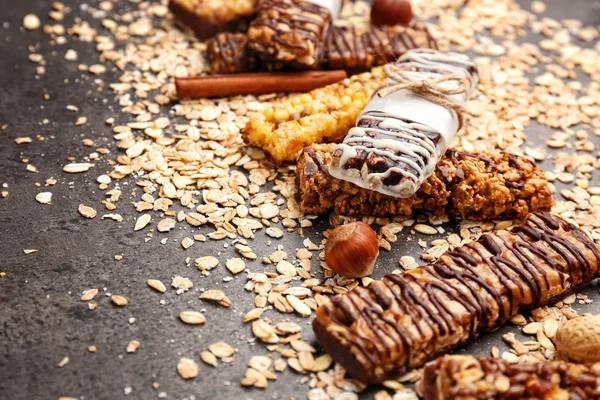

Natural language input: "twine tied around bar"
[377,63,471,130]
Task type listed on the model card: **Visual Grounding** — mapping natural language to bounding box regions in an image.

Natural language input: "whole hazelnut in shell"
[555,315,600,363]
[324,221,379,278]
[371,0,413,27]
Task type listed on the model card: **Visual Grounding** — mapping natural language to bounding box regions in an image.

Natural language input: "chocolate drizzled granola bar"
[313,213,600,384]
[296,144,552,220]
[169,0,259,40]
[247,0,334,68]
[206,33,257,74]
[417,355,600,400]
[324,23,437,70]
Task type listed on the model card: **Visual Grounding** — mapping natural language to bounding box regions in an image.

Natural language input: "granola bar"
[247,0,342,69]
[169,0,259,40]
[324,24,438,70]
[417,355,600,400]
[242,68,386,165]
[329,49,479,198]
[206,33,257,74]
[296,144,552,220]
[313,213,600,384]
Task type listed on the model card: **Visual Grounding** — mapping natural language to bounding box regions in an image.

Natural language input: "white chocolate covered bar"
[329,49,479,198]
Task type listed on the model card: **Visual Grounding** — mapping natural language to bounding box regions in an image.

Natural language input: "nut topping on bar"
[313,212,600,384]
[297,144,552,220]
[417,355,600,400]
[325,23,438,70]
[329,49,479,198]
[247,0,338,68]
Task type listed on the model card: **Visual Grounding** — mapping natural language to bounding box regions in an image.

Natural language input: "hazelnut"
[371,0,413,27]
[324,222,379,278]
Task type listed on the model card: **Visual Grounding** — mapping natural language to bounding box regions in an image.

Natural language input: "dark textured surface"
[0,1,599,400]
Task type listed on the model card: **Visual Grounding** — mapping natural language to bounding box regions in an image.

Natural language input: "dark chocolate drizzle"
[321,212,600,381]
[249,0,332,66]
[325,24,437,70]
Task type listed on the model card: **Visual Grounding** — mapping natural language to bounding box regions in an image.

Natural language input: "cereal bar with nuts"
[329,49,479,198]
[324,23,438,70]
[169,0,259,40]
[313,213,599,384]
[247,0,342,69]
[417,355,600,400]
[296,144,552,220]
[242,68,386,165]
[206,33,257,74]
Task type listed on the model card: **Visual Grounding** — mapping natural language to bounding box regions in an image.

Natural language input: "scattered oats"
[64,49,78,61]
[290,340,316,353]
[89,64,107,75]
[147,279,167,293]
[172,276,193,293]
[126,340,140,353]
[501,351,519,364]
[267,227,285,238]
[208,342,235,358]
[78,204,97,219]
[81,289,98,302]
[101,213,123,222]
[111,295,128,307]
[97,175,111,185]
[287,358,304,373]
[88,345,97,353]
[531,0,546,13]
[23,249,39,254]
[276,260,296,278]
[414,224,437,235]
[63,163,94,173]
[179,311,206,325]
[26,164,37,172]
[259,203,279,219]
[194,256,219,272]
[393,390,419,400]
[57,357,69,368]
[36,192,52,204]
[157,218,176,232]
[252,320,279,343]
[243,308,264,323]
[134,214,151,231]
[15,137,32,144]
[181,237,194,249]
[23,14,40,30]
[200,290,231,307]
[298,351,315,371]
[201,351,218,367]
[312,354,333,372]
[75,117,87,126]
[226,257,246,274]
[177,357,199,379]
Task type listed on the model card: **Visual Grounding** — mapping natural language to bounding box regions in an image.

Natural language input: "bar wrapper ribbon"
[377,63,471,130]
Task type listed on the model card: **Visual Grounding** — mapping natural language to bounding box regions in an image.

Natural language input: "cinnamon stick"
[175,70,348,98]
